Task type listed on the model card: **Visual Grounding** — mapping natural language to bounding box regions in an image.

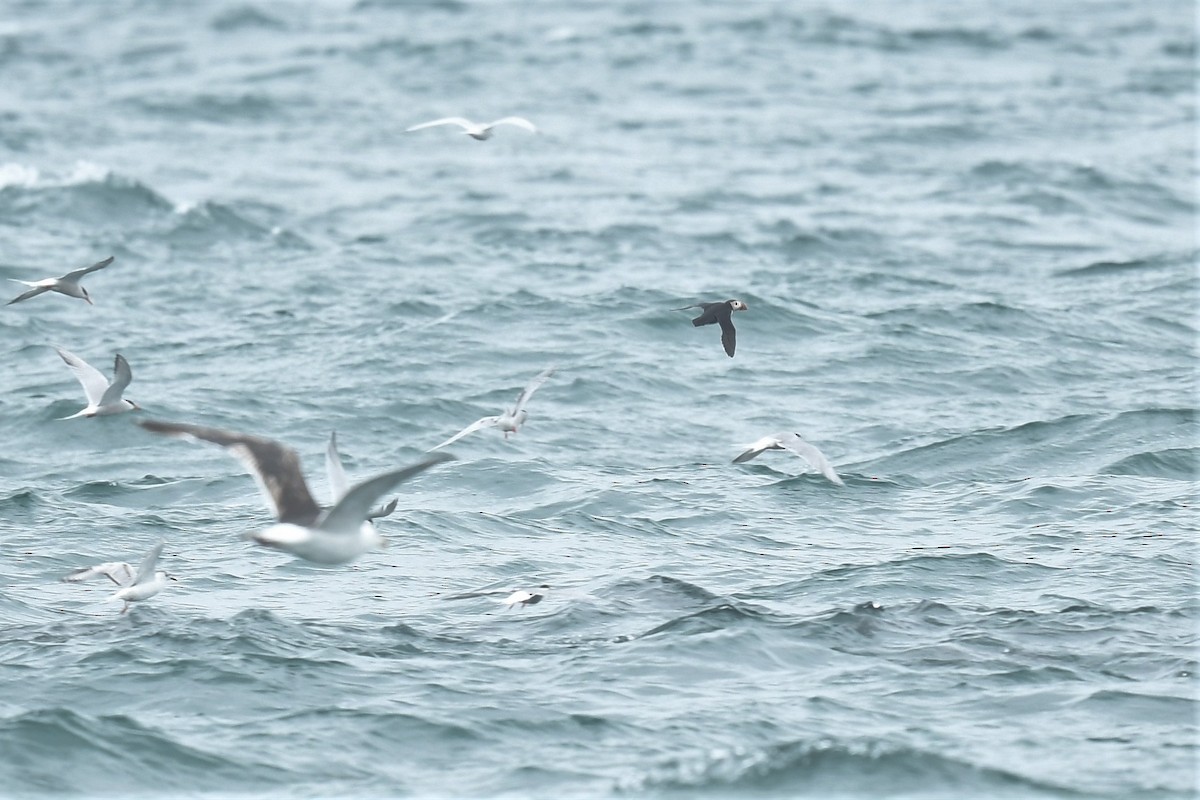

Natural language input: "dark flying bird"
[7,256,114,306]
[675,299,749,357]
[138,420,453,564]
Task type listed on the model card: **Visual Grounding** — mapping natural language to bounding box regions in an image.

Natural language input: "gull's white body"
[64,542,170,614]
[54,347,138,419]
[405,116,538,141]
[7,256,114,306]
[503,585,549,608]
[432,366,556,450]
[734,432,844,485]
[253,521,383,566]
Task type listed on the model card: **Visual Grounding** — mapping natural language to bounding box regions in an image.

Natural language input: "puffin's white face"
[729,300,748,311]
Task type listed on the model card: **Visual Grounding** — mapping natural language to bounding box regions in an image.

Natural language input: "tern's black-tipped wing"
[138,419,322,525]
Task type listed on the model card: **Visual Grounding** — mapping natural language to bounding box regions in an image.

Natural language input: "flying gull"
[53,346,139,419]
[326,431,397,522]
[138,420,453,564]
[405,116,538,141]
[431,366,556,450]
[7,256,114,306]
[675,299,748,357]
[63,541,174,614]
[503,585,549,609]
[733,431,844,485]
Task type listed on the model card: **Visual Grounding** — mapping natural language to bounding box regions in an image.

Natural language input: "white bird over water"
[63,542,173,614]
[139,420,453,564]
[405,116,538,141]
[733,431,845,485]
[326,431,397,522]
[503,585,549,609]
[53,347,139,419]
[431,366,556,450]
[7,256,114,306]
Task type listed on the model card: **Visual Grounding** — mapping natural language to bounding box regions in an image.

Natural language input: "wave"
[627,737,1076,797]
[0,707,290,793]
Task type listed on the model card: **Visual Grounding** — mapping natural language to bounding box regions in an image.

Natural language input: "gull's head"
[728,299,748,312]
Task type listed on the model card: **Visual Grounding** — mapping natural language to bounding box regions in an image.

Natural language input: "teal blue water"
[0,1,1196,797]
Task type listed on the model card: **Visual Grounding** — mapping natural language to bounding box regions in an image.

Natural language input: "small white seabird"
[733,431,845,485]
[7,256,114,306]
[326,431,397,521]
[405,116,538,141]
[53,347,139,419]
[63,542,173,614]
[431,366,556,450]
[503,585,550,609]
[139,420,453,564]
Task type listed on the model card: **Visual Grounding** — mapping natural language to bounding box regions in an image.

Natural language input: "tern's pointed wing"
[138,420,322,525]
[488,116,537,133]
[777,433,844,485]
[54,347,110,405]
[133,543,164,585]
[367,497,398,521]
[8,284,51,305]
[406,117,473,132]
[512,366,556,416]
[97,354,132,407]
[325,432,350,503]
[62,256,114,282]
[63,561,135,587]
[430,416,502,451]
[318,453,454,534]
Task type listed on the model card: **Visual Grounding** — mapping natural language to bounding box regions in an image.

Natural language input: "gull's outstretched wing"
[97,354,132,407]
[138,420,322,525]
[776,432,844,485]
[54,347,110,405]
[512,366,556,416]
[406,117,474,132]
[732,436,778,464]
[325,432,350,503]
[488,117,537,133]
[430,416,501,451]
[62,256,115,282]
[318,453,454,534]
[63,561,135,587]
[133,542,164,585]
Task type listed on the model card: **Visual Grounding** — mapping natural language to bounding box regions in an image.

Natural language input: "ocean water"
[0,0,1196,797]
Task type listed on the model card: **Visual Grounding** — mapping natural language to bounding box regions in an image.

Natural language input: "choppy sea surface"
[0,1,1196,797]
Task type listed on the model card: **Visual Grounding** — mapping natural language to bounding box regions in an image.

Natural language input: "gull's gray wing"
[138,420,322,525]
[487,116,537,133]
[512,366,556,416]
[325,431,350,503]
[318,453,454,534]
[54,347,110,405]
[430,416,501,451]
[367,497,398,521]
[133,542,164,585]
[777,432,844,485]
[97,353,132,407]
[62,256,115,282]
[63,561,135,587]
[406,117,474,132]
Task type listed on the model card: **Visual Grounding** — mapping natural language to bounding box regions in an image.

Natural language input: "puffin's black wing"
[689,302,723,327]
[718,313,737,357]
